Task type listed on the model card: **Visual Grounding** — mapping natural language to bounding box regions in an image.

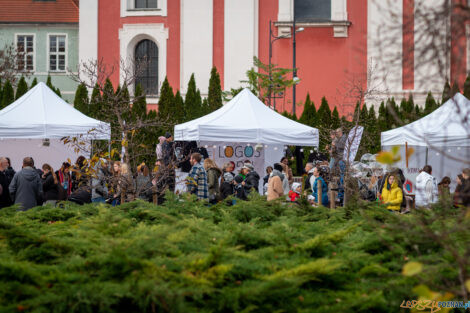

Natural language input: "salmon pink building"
[79,0,470,115]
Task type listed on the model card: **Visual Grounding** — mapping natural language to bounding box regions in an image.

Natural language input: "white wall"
[78,0,98,84]
[180,0,213,93]
[413,0,448,92]
[224,0,259,91]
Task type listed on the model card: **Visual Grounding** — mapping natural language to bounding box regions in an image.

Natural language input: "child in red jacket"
[288,182,301,202]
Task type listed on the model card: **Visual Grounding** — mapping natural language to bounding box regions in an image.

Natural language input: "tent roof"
[0,82,110,140]
[174,88,319,146]
[381,93,470,147]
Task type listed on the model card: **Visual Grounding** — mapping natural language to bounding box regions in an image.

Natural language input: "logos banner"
[344,126,364,163]
[201,141,265,176]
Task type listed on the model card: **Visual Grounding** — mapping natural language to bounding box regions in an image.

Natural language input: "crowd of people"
[0,129,469,211]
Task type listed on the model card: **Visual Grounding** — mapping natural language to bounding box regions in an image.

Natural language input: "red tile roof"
[0,0,79,24]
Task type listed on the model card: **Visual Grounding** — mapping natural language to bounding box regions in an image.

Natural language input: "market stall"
[0,82,111,170]
[174,88,319,192]
[381,92,470,191]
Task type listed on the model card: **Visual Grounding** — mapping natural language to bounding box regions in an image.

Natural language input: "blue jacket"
[312,176,329,206]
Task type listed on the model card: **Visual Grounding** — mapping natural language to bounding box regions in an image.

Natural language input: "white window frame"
[47,33,68,73]
[120,0,167,17]
[119,23,168,103]
[14,33,36,72]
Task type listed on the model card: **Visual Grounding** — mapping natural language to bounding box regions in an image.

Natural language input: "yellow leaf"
[465,280,470,292]
[391,146,400,155]
[67,158,72,164]
[406,147,415,159]
[376,151,394,164]
[121,139,128,147]
[402,261,423,276]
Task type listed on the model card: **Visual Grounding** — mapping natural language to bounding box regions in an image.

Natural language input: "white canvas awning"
[174,88,319,146]
[381,93,470,147]
[0,82,110,140]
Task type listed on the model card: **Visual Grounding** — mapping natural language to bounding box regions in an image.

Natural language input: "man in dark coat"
[243,163,260,194]
[0,157,13,208]
[162,132,175,192]
[9,157,43,211]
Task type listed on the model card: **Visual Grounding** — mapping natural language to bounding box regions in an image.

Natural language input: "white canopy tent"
[175,88,319,146]
[381,93,470,191]
[0,82,111,170]
[174,88,319,193]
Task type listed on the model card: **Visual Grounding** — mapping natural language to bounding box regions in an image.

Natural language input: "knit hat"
[164,132,172,139]
[223,172,234,183]
[291,182,301,193]
[243,163,254,171]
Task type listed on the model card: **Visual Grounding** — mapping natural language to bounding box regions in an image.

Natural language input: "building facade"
[80,0,470,114]
[0,0,79,102]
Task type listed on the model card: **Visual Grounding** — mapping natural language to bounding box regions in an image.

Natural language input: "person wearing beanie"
[220,172,235,200]
[267,163,285,201]
[243,163,260,194]
[288,182,301,202]
[233,174,247,200]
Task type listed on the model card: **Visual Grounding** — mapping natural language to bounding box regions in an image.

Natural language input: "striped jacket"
[187,163,208,200]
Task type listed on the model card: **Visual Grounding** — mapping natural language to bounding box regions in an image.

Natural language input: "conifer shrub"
[0,198,466,312]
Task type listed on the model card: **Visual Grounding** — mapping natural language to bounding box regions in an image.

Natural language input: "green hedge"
[0,196,466,312]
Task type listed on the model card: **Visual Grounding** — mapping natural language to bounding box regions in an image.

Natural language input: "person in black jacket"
[0,157,13,208]
[220,172,234,200]
[233,175,247,200]
[5,157,15,182]
[243,163,260,194]
[41,164,59,206]
[9,157,43,211]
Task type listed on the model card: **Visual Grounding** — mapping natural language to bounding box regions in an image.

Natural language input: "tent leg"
[425,147,428,165]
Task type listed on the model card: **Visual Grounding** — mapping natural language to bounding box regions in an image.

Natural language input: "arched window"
[135,39,158,95]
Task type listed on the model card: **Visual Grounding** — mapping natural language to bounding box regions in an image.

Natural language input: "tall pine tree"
[173,90,185,123]
[88,83,102,119]
[331,106,340,129]
[207,66,222,112]
[132,84,147,121]
[441,80,451,104]
[184,74,202,120]
[298,93,316,126]
[424,92,438,116]
[377,101,388,133]
[0,80,14,109]
[15,76,28,100]
[0,79,3,105]
[46,75,61,97]
[316,97,332,149]
[157,77,174,122]
[73,83,89,115]
[30,77,38,89]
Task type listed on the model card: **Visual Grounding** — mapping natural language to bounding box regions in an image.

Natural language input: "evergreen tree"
[441,80,451,104]
[30,77,38,89]
[184,74,202,120]
[353,101,361,122]
[0,80,14,109]
[377,101,388,132]
[118,84,132,122]
[73,82,89,115]
[317,97,332,125]
[100,78,115,121]
[207,66,222,111]
[15,76,28,100]
[88,83,102,119]
[201,98,210,116]
[298,93,316,126]
[424,92,438,115]
[173,90,185,123]
[359,103,369,127]
[463,74,470,99]
[386,97,398,128]
[368,105,380,153]
[414,104,421,118]
[316,97,332,150]
[45,75,61,96]
[132,84,147,121]
[157,77,174,122]
[331,106,340,129]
